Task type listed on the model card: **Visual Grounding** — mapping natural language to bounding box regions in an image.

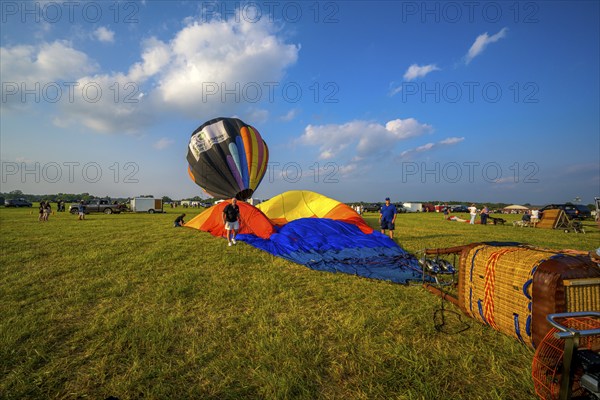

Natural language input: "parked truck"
[69,199,123,214]
[130,197,163,213]
[5,198,33,207]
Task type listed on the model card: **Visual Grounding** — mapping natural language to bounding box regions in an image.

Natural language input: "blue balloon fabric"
[237,218,428,284]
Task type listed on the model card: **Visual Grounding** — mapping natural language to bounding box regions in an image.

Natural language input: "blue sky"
[1,1,598,204]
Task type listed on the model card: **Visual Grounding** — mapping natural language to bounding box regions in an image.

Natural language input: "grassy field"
[1,205,598,399]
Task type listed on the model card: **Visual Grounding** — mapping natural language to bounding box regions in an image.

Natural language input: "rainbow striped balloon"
[187,117,269,200]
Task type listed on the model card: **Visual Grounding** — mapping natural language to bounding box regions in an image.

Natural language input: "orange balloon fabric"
[184,201,275,239]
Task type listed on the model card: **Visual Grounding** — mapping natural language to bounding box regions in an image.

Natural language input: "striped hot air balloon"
[186,117,269,200]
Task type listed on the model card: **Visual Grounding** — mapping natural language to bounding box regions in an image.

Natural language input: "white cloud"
[1,13,300,133]
[403,64,440,81]
[320,150,335,160]
[0,41,98,111]
[465,27,508,64]
[280,109,299,121]
[415,142,435,152]
[153,137,174,150]
[0,41,96,83]
[52,72,152,134]
[298,118,433,160]
[155,17,299,117]
[399,136,464,159]
[93,27,115,43]
[388,84,403,97]
[247,108,269,124]
[128,37,172,82]
[339,163,359,177]
[439,137,464,145]
[385,118,433,139]
[494,177,516,184]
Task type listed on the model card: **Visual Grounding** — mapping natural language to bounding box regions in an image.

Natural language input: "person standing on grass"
[468,203,477,225]
[379,197,397,239]
[222,198,241,247]
[480,205,489,225]
[78,201,86,220]
[531,208,540,226]
[43,200,51,221]
[38,201,45,222]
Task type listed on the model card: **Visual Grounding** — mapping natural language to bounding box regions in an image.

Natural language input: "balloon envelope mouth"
[236,189,254,201]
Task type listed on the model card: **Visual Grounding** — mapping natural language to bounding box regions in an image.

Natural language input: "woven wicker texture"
[429,243,600,348]
[564,278,600,312]
[537,209,561,229]
[461,245,558,347]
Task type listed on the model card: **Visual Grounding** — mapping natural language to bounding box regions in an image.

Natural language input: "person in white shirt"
[468,203,477,225]
[531,209,539,225]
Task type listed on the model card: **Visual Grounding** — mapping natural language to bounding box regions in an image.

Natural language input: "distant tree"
[162,196,173,203]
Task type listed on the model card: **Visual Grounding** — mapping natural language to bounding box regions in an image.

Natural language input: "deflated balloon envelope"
[187,117,269,200]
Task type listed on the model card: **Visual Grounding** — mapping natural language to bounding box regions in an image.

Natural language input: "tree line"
[0,190,217,205]
[1,190,595,211]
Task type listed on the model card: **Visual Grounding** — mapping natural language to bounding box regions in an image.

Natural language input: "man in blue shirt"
[379,197,397,239]
[77,201,86,221]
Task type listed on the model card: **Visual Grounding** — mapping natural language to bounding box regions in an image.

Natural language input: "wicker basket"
[432,243,600,348]
[537,209,560,229]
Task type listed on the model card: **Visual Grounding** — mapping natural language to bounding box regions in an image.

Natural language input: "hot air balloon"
[187,117,269,200]
[185,190,428,284]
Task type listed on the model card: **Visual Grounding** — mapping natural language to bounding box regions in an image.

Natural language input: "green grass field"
[2,206,598,399]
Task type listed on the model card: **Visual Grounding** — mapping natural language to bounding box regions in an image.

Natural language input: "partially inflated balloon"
[187,117,269,200]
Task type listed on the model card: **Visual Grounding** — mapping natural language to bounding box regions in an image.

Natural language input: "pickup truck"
[5,198,33,207]
[362,203,382,213]
[69,199,123,214]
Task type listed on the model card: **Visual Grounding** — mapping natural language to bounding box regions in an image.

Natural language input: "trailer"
[130,197,163,213]
[402,202,423,212]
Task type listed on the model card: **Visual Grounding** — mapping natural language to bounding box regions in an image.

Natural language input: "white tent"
[503,204,529,213]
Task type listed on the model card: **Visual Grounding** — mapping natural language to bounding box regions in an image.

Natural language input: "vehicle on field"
[421,203,436,212]
[539,204,591,220]
[402,203,422,212]
[362,203,381,213]
[69,199,123,214]
[395,203,407,213]
[130,197,164,213]
[450,205,469,213]
[570,204,592,219]
[5,198,33,207]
